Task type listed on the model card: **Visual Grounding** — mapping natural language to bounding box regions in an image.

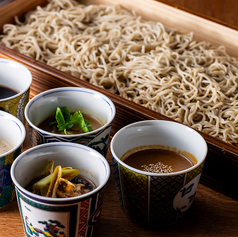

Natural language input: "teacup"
[110,120,208,226]
[24,87,116,156]
[0,58,32,123]
[10,142,110,237]
[0,111,26,209]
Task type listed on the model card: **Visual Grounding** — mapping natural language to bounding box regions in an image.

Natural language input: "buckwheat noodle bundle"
[1,0,238,145]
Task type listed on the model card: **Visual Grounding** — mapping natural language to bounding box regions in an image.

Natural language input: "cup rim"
[10,142,111,202]
[24,87,116,137]
[0,111,26,157]
[110,120,208,177]
[0,58,32,102]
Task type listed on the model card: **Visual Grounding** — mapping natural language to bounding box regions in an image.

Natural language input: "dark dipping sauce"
[71,175,96,194]
[122,147,197,173]
[0,85,19,99]
[38,113,103,134]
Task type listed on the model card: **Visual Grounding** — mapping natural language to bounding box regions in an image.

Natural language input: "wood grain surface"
[161,0,238,29]
[0,132,238,237]
[0,0,238,236]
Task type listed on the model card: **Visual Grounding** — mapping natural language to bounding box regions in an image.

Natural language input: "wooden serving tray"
[0,0,237,200]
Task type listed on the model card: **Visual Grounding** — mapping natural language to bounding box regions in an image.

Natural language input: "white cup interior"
[0,58,32,97]
[111,120,208,175]
[0,111,26,157]
[25,87,115,133]
[11,142,110,201]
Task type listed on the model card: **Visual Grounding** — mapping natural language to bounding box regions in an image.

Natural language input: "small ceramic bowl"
[0,58,32,123]
[25,87,116,156]
[110,120,208,226]
[0,111,26,209]
[10,142,110,237]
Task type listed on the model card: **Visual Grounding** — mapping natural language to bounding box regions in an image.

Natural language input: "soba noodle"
[1,0,238,145]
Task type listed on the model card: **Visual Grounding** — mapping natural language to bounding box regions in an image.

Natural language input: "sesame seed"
[141,162,173,173]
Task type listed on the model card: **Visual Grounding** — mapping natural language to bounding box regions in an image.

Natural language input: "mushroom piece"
[56,178,76,198]
[32,160,80,197]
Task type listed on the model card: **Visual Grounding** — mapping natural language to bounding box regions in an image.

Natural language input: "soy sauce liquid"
[0,85,19,99]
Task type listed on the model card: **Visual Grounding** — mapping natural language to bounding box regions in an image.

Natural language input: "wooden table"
[1,0,238,236]
[1,140,238,237]
[1,127,238,237]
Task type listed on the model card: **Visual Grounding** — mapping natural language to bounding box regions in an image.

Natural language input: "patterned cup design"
[11,142,110,237]
[0,111,26,209]
[0,146,22,209]
[25,87,115,157]
[16,184,105,237]
[110,120,207,226]
[28,121,112,157]
[112,156,205,226]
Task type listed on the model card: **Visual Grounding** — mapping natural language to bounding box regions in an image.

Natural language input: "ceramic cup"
[10,142,110,237]
[25,87,116,156]
[0,58,32,124]
[0,111,26,209]
[110,120,208,227]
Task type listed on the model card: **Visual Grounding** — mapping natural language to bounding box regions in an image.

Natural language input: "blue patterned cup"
[25,87,116,156]
[0,58,32,124]
[0,111,26,209]
[10,142,110,237]
[110,120,208,226]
